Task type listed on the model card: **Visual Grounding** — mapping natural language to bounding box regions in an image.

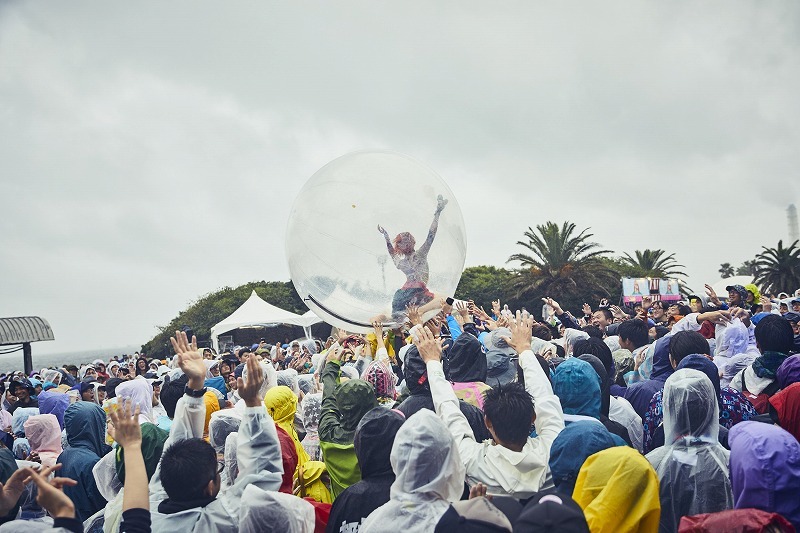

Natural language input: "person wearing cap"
[414,315,564,499]
[791,298,800,313]
[725,284,749,310]
[784,311,800,354]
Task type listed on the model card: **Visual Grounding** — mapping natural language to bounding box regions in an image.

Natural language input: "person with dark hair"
[326,408,405,533]
[731,314,794,411]
[668,331,711,367]
[591,308,613,335]
[148,331,283,532]
[7,380,38,414]
[531,324,552,341]
[415,314,564,498]
[618,319,650,353]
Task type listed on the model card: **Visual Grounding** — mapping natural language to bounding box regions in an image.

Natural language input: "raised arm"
[318,345,346,443]
[417,195,447,257]
[228,355,283,497]
[502,312,564,448]
[377,225,395,256]
[149,331,208,500]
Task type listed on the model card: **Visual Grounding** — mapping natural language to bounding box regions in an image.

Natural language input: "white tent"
[210,291,321,352]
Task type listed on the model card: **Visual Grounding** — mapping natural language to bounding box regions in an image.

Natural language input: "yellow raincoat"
[572,446,661,533]
[265,385,310,475]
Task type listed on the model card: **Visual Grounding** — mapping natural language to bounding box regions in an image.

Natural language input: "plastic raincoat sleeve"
[148,395,206,501]
[427,359,476,459]
[319,360,345,443]
[224,405,283,500]
[519,350,564,448]
[670,313,701,334]
[556,312,581,331]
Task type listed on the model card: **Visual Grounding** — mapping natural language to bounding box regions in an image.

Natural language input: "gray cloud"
[1,1,799,354]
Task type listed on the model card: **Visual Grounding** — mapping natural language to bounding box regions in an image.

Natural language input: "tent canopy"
[210,291,321,351]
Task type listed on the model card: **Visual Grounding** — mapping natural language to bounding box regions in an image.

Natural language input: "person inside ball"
[378,194,447,319]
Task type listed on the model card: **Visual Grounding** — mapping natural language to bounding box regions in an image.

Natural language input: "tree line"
[140,221,800,358]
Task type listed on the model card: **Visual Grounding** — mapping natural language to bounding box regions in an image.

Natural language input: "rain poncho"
[115,422,169,484]
[239,484,316,533]
[23,413,62,466]
[276,369,301,396]
[319,360,378,498]
[264,385,310,474]
[327,407,405,532]
[203,390,221,440]
[777,354,800,389]
[115,377,155,424]
[768,382,800,443]
[625,333,675,418]
[361,360,398,407]
[294,460,331,503]
[714,319,760,388]
[643,355,757,453]
[548,421,623,496]
[148,393,284,532]
[573,446,661,533]
[677,508,794,532]
[426,348,564,499]
[446,332,491,410]
[361,409,465,533]
[58,401,111,522]
[645,369,733,533]
[208,410,242,455]
[563,328,590,356]
[729,421,800,528]
[553,358,601,420]
[300,393,322,461]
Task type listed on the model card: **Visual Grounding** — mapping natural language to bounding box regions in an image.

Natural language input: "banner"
[621,278,682,304]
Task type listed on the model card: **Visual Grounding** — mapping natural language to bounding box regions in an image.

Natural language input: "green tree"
[507,221,618,312]
[754,240,800,294]
[141,281,305,358]
[621,249,688,278]
[719,263,735,278]
[736,260,758,277]
[454,265,516,311]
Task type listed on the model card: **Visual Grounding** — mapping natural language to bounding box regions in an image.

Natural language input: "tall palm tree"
[621,249,688,279]
[719,263,735,279]
[754,240,800,294]
[507,221,617,303]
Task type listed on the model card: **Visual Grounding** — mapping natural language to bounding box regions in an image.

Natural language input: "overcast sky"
[2,1,799,355]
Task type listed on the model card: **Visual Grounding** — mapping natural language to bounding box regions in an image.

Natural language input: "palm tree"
[754,240,800,294]
[507,221,617,304]
[736,260,758,277]
[621,249,688,279]
[719,263,735,279]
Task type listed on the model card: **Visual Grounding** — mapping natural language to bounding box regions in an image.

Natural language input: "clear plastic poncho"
[646,368,733,533]
[361,409,465,533]
[209,409,242,455]
[238,484,315,533]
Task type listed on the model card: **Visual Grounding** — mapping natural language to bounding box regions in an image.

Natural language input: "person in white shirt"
[413,313,564,499]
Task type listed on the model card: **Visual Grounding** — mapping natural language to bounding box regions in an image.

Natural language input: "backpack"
[740,372,780,414]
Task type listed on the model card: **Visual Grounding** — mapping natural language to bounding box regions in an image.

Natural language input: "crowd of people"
[0,283,799,532]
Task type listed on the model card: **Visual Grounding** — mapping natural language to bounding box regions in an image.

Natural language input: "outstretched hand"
[27,465,77,519]
[414,323,444,364]
[170,331,205,389]
[107,399,142,449]
[377,224,388,236]
[500,311,534,355]
[541,297,563,316]
[237,356,265,407]
[436,194,448,212]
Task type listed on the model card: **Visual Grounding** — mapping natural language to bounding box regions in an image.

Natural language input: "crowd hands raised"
[0,284,800,532]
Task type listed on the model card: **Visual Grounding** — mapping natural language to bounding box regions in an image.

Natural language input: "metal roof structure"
[0,316,55,345]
